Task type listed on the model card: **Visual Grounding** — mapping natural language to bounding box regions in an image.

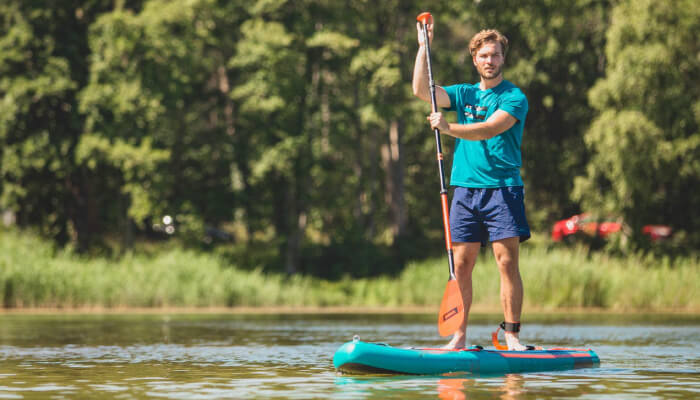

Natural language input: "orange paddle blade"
[438,279,464,337]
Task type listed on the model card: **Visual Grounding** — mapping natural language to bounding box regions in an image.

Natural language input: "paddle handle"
[418,14,456,280]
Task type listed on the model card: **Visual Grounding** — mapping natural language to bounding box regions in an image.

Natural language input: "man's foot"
[442,331,466,349]
[504,331,528,351]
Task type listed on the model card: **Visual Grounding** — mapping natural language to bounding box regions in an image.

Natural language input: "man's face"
[473,41,504,80]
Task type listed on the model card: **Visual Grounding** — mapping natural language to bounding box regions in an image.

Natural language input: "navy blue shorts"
[449,186,531,244]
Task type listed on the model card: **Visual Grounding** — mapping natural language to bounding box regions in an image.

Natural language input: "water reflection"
[500,375,525,399]
[437,378,467,400]
[437,375,525,400]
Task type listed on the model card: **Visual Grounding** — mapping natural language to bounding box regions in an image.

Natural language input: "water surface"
[0,312,698,399]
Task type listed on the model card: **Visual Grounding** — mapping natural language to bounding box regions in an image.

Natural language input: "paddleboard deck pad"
[333,339,599,375]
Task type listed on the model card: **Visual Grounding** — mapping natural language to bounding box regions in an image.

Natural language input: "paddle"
[416,12,465,337]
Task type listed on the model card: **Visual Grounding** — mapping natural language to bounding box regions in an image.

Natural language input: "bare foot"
[442,332,466,349]
[504,331,528,351]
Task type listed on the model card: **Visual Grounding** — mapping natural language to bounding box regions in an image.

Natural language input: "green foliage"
[575,0,700,249]
[0,0,697,276]
[1,229,698,310]
[0,1,107,246]
[573,110,670,215]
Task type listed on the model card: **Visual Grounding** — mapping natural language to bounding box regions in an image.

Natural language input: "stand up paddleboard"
[333,338,599,375]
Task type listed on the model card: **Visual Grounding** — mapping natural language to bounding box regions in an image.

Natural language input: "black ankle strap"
[499,321,521,333]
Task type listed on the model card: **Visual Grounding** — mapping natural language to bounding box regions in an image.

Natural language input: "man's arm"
[428,110,517,141]
[412,21,450,108]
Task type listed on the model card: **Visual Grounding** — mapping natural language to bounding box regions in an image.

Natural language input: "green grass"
[1,229,698,311]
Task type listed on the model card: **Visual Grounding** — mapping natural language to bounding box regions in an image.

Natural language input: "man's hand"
[416,20,433,47]
[413,15,450,108]
[428,112,450,133]
[429,110,518,141]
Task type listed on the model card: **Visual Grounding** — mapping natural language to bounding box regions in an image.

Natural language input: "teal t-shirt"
[442,80,528,188]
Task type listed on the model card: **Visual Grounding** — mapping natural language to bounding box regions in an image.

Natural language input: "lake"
[0,312,698,399]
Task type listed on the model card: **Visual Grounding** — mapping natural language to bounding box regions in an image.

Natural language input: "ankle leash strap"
[492,322,536,350]
[500,321,521,333]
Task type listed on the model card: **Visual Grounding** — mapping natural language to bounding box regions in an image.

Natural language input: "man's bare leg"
[492,237,527,351]
[443,241,480,349]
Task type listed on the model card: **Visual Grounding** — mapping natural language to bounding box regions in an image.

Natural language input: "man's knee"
[492,237,520,275]
[453,242,479,273]
[496,256,519,276]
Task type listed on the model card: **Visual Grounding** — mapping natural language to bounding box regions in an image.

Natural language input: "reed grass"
[1,229,698,311]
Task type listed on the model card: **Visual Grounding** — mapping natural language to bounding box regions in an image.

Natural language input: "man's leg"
[492,236,527,351]
[443,241,480,349]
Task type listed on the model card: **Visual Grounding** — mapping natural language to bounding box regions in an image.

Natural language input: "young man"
[412,20,531,351]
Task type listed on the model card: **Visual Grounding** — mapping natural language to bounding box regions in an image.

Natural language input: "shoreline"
[1,305,699,315]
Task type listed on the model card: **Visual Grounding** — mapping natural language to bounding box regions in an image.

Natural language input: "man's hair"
[469,29,509,57]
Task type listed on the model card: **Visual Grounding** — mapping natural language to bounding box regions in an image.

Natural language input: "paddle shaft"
[419,19,456,280]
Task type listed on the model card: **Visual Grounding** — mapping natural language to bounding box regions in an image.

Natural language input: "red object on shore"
[551,213,672,242]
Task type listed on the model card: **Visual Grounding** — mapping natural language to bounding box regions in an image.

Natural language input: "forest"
[1,0,698,280]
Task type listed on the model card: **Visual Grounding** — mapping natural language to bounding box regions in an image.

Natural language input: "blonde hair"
[469,29,509,57]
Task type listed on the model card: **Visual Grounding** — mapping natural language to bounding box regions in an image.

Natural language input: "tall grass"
[1,229,698,311]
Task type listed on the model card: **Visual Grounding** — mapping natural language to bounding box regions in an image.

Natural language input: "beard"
[478,64,502,80]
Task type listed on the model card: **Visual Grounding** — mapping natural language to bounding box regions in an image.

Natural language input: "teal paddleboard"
[333,339,599,375]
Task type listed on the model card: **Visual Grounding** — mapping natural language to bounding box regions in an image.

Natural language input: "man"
[412,20,531,351]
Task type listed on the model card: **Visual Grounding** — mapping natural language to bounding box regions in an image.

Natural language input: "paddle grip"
[416,12,433,25]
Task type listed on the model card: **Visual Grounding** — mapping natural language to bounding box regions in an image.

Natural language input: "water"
[0,312,699,399]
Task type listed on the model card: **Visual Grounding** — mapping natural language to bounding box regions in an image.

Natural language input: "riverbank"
[2,306,700,316]
[1,229,698,311]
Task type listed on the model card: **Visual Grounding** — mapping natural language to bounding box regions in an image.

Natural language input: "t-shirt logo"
[464,104,487,121]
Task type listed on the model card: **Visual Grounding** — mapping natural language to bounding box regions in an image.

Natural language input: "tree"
[80,0,239,249]
[0,1,131,250]
[8,0,693,275]
[573,0,700,249]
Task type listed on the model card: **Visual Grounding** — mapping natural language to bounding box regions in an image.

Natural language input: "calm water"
[0,312,699,399]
